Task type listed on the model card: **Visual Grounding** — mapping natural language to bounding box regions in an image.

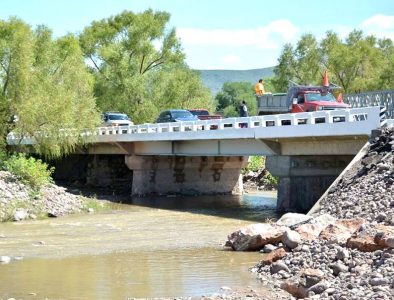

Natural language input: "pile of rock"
[317,127,394,223]
[225,128,394,299]
[0,171,85,221]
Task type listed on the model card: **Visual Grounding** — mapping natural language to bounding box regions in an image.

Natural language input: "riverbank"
[243,168,278,193]
[0,171,108,222]
[226,127,394,299]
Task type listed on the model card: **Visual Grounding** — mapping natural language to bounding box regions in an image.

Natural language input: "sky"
[1,0,394,70]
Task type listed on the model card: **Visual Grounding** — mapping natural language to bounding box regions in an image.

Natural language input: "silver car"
[102,112,134,127]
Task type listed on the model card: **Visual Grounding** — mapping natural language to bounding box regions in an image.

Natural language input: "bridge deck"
[7,107,384,156]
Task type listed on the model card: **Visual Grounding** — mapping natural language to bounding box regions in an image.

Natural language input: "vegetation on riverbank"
[0,152,110,222]
[242,156,278,191]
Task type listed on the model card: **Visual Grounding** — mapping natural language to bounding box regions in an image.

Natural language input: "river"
[0,191,278,299]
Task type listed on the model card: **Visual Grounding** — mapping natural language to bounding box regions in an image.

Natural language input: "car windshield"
[306,93,336,102]
[172,111,193,118]
[108,114,129,120]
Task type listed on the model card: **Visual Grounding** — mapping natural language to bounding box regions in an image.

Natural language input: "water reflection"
[124,192,278,222]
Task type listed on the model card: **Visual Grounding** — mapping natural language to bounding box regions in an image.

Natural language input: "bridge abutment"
[125,155,247,196]
[266,155,353,212]
[52,154,133,193]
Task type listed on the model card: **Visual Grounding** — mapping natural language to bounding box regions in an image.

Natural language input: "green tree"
[293,34,320,85]
[215,82,256,117]
[273,34,320,91]
[321,30,384,93]
[377,38,394,89]
[273,30,394,94]
[80,10,211,123]
[272,43,296,91]
[0,18,100,157]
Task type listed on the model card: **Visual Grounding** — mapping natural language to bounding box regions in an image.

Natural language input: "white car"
[102,112,134,127]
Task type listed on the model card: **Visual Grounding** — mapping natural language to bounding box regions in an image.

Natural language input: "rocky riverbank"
[243,168,278,192]
[226,127,394,299]
[0,171,105,222]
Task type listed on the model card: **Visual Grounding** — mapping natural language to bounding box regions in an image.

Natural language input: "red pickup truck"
[188,109,222,120]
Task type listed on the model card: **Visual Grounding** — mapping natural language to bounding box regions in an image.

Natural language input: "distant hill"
[197,67,275,95]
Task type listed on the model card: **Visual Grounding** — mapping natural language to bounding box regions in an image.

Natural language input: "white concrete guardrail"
[7,106,385,145]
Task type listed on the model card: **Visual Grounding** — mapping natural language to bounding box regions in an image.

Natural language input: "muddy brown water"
[0,192,278,299]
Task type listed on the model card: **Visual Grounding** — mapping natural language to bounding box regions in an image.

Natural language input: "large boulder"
[282,230,302,249]
[319,218,365,243]
[374,225,394,248]
[276,213,312,227]
[225,223,286,251]
[259,247,287,265]
[270,260,290,274]
[13,209,28,221]
[347,232,386,252]
[295,214,337,241]
[281,268,328,298]
[0,256,11,264]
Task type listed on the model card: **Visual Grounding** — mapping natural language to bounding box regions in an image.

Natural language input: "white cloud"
[361,14,394,40]
[362,14,394,30]
[176,19,299,50]
[222,54,241,64]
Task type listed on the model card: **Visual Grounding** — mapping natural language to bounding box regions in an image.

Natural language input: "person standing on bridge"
[239,101,248,128]
[255,79,265,95]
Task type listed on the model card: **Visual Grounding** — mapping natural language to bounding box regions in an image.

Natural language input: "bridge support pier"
[125,155,248,196]
[266,155,353,213]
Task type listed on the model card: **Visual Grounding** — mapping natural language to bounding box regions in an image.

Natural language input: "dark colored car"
[155,109,198,123]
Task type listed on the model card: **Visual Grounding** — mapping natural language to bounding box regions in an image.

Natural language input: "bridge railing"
[344,90,394,119]
[7,106,383,145]
[93,106,381,135]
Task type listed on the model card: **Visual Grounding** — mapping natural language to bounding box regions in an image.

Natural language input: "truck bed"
[257,93,289,115]
[188,109,222,120]
[196,115,222,120]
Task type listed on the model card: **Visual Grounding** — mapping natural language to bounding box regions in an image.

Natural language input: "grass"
[0,198,46,222]
[81,196,112,213]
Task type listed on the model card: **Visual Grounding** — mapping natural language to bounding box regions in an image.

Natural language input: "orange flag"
[322,70,329,87]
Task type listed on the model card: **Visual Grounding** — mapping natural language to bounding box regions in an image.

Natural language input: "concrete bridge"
[8,106,385,212]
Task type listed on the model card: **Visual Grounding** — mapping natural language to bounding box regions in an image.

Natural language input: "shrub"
[0,150,7,169]
[4,154,54,190]
[243,156,265,173]
[266,173,278,186]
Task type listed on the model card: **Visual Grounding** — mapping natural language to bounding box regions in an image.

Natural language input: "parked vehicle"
[257,73,350,116]
[257,86,350,116]
[188,109,222,120]
[155,109,198,123]
[102,112,134,126]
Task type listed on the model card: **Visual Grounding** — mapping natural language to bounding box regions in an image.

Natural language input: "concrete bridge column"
[125,155,248,196]
[266,155,353,212]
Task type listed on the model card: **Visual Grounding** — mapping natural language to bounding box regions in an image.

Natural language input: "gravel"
[253,127,394,299]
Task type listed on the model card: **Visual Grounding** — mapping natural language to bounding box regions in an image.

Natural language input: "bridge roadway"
[7,106,385,212]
